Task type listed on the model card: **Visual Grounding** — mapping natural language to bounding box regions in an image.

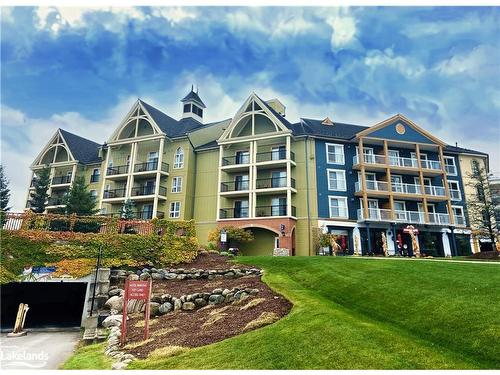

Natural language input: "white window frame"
[173,147,184,169]
[326,143,345,165]
[327,169,347,192]
[451,205,465,223]
[171,176,183,193]
[169,201,181,218]
[448,180,462,201]
[443,156,457,176]
[328,196,349,219]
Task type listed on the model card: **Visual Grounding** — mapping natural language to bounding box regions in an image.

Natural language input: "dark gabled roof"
[444,145,488,156]
[181,90,206,108]
[59,129,102,164]
[296,118,368,139]
[256,94,294,130]
[139,99,205,138]
[195,140,219,151]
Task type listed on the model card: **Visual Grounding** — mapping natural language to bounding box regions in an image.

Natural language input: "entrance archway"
[239,227,278,256]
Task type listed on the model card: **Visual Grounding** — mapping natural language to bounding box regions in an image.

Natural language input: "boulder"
[150,294,162,304]
[108,288,123,297]
[212,288,223,295]
[139,272,151,280]
[151,273,163,280]
[159,302,173,315]
[149,302,160,317]
[127,299,145,314]
[249,289,259,295]
[127,274,139,281]
[209,294,225,305]
[223,272,235,279]
[104,296,123,311]
[173,298,182,311]
[194,298,207,307]
[222,289,231,296]
[182,302,195,310]
[164,273,177,280]
[102,315,122,328]
[161,294,172,303]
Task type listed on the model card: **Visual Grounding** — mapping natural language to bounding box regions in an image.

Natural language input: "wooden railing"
[1,211,156,235]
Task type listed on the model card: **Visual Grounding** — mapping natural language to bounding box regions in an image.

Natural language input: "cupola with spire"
[181,85,206,123]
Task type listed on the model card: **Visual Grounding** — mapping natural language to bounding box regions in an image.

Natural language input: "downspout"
[305,136,312,256]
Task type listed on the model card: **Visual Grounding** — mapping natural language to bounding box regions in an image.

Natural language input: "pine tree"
[465,164,499,251]
[29,166,50,213]
[121,199,136,220]
[0,165,11,225]
[64,176,98,216]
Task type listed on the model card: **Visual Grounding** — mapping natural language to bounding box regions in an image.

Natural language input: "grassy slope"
[61,343,112,370]
[129,257,500,370]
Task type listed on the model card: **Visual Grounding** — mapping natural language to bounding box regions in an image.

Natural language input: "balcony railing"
[219,208,249,219]
[220,180,249,192]
[47,197,65,206]
[421,160,442,170]
[357,208,451,225]
[388,156,419,168]
[255,205,296,217]
[428,212,451,225]
[103,210,164,219]
[454,215,466,226]
[424,185,446,197]
[256,177,295,189]
[353,154,386,165]
[255,151,295,163]
[355,181,390,192]
[449,189,462,201]
[107,164,129,176]
[392,183,421,195]
[222,155,250,166]
[52,175,72,185]
[134,161,169,173]
[131,185,167,197]
[103,188,126,199]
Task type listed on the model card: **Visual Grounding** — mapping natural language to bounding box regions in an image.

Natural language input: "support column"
[359,138,369,219]
[286,136,292,216]
[216,145,223,220]
[99,146,111,211]
[449,227,457,257]
[384,140,395,220]
[70,164,77,184]
[442,231,452,257]
[366,222,372,255]
[249,141,255,218]
[391,223,398,255]
[415,144,429,223]
[352,226,361,256]
[126,142,137,198]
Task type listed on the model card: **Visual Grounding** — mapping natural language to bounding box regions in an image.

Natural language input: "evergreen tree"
[465,164,499,250]
[64,176,98,216]
[0,165,11,225]
[29,166,50,213]
[121,199,136,220]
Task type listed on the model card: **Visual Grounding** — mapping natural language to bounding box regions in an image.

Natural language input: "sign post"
[121,279,152,345]
[220,230,227,252]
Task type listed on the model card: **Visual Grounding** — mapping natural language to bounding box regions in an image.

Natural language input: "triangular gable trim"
[356,114,445,146]
[219,93,291,141]
[108,100,165,142]
[31,129,75,167]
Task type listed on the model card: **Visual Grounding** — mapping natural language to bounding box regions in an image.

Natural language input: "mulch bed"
[118,254,292,359]
[468,250,500,260]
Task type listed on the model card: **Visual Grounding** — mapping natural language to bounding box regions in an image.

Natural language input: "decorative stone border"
[101,316,134,370]
[109,267,263,282]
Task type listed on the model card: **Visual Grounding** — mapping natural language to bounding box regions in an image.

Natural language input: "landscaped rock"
[249,289,259,295]
[209,294,225,305]
[161,294,172,303]
[151,294,162,303]
[222,289,231,296]
[127,274,139,281]
[127,299,145,314]
[182,302,195,310]
[173,298,182,311]
[139,272,151,280]
[151,272,163,280]
[164,273,177,280]
[149,302,160,317]
[194,298,207,307]
[102,314,122,328]
[108,288,123,297]
[159,302,173,315]
[223,272,235,279]
[104,296,123,311]
[212,288,223,295]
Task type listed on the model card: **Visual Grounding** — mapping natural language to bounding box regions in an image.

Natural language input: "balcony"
[354,154,442,174]
[220,181,249,193]
[353,154,387,166]
[256,177,295,190]
[424,185,446,197]
[255,205,295,217]
[103,188,126,199]
[131,185,167,197]
[47,197,65,206]
[421,159,442,171]
[103,211,164,219]
[392,183,421,195]
[255,151,295,163]
[52,176,71,185]
[134,161,169,174]
[357,208,453,226]
[355,181,390,193]
[106,164,129,176]
[219,208,249,219]
[428,213,451,225]
[221,155,250,167]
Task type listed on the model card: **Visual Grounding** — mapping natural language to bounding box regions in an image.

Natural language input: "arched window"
[174,147,184,169]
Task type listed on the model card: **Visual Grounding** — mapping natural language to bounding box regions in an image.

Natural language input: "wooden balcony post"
[438,146,455,225]
[98,145,111,210]
[384,140,395,220]
[415,144,429,223]
[359,138,369,219]
[249,141,255,218]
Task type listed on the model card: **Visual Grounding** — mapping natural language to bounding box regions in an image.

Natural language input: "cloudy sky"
[1,6,499,210]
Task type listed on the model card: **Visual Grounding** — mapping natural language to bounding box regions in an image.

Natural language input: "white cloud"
[323,8,357,49]
[152,7,196,25]
[1,7,15,24]
[435,44,497,76]
[364,48,425,78]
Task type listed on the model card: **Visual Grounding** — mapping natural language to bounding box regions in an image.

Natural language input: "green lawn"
[71,257,500,369]
[61,343,112,370]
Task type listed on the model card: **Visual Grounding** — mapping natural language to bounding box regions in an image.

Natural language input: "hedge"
[0,220,199,282]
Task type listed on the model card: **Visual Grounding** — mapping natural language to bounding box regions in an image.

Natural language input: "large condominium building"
[26,88,491,256]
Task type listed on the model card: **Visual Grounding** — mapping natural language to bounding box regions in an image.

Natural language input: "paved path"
[0,331,81,370]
